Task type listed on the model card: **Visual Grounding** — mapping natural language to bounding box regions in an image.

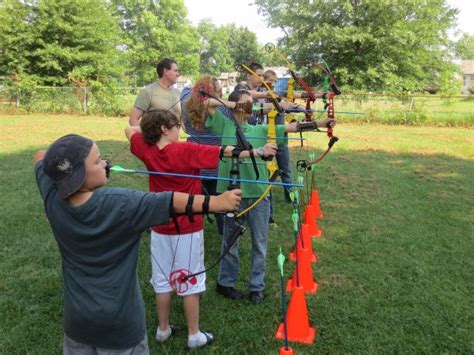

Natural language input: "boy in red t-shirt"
[125,109,276,349]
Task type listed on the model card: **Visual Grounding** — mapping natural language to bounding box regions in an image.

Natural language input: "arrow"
[285,108,365,115]
[181,134,306,141]
[110,165,304,188]
[277,247,290,351]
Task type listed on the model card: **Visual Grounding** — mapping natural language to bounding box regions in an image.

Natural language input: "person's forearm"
[172,192,225,213]
[285,122,298,133]
[222,145,258,159]
[207,98,235,109]
[248,90,269,100]
[129,107,143,126]
[124,126,141,141]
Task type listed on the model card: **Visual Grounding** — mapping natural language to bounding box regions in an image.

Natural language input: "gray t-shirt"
[35,162,172,349]
[134,82,181,119]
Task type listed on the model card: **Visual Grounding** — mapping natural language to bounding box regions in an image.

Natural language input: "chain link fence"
[337,93,474,126]
[0,85,140,116]
[1,86,472,126]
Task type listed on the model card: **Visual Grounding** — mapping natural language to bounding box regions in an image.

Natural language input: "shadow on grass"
[0,140,472,353]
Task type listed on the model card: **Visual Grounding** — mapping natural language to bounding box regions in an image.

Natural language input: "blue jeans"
[218,197,270,291]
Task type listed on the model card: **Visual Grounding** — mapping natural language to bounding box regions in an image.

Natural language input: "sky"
[184,0,474,44]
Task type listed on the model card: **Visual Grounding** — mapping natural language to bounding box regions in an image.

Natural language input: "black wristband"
[259,103,263,116]
[297,121,320,132]
[219,145,227,161]
[202,195,211,216]
[185,194,195,223]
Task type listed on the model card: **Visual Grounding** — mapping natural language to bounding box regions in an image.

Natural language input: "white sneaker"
[187,331,214,349]
[155,325,177,342]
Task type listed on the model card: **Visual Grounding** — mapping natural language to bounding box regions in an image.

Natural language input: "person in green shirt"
[188,89,335,304]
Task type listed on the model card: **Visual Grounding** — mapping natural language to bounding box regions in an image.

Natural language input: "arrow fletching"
[277,247,286,277]
[110,165,133,173]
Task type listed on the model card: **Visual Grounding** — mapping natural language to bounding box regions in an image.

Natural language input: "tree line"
[0,0,473,94]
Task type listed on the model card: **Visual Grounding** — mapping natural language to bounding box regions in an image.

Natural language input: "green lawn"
[0,114,472,354]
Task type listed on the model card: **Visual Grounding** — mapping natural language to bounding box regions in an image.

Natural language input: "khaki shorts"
[63,333,149,355]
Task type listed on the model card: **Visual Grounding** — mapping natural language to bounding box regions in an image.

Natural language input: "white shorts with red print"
[150,230,206,296]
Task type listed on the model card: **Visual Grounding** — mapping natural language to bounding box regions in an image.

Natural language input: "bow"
[265,43,297,124]
[237,63,284,217]
[295,59,341,171]
[264,43,315,123]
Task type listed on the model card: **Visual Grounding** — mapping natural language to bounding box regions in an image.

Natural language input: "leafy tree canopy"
[112,0,200,86]
[454,33,474,60]
[254,0,460,93]
[197,21,261,77]
[0,0,123,86]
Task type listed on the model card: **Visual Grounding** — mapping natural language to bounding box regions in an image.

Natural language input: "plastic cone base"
[286,246,319,294]
[279,345,295,355]
[289,224,318,263]
[275,285,316,344]
[276,323,316,345]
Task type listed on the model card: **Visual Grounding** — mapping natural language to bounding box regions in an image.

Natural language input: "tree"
[112,0,200,85]
[0,0,124,86]
[0,0,35,81]
[196,21,261,77]
[454,34,474,60]
[254,0,459,93]
[197,20,234,75]
[226,24,261,69]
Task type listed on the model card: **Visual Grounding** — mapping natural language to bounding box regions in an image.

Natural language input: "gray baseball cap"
[43,134,93,199]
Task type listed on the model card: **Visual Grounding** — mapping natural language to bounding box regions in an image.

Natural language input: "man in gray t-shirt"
[129,58,181,126]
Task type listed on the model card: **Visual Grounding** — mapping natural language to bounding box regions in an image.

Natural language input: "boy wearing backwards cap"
[33,134,241,354]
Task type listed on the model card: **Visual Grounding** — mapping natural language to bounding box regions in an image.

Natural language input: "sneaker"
[249,290,265,305]
[216,283,243,300]
[155,324,178,342]
[188,331,214,349]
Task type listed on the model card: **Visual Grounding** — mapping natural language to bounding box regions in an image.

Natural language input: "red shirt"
[130,133,220,235]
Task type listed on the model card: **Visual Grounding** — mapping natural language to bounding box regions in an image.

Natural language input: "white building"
[460,60,474,94]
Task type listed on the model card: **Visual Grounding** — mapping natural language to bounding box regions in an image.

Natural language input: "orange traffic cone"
[286,246,318,294]
[304,206,322,238]
[289,223,317,263]
[275,284,316,344]
[309,189,323,218]
[279,346,294,355]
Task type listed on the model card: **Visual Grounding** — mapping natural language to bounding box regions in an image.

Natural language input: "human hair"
[186,75,221,131]
[228,89,251,103]
[248,62,263,72]
[264,70,277,80]
[156,58,177,78]
[140,109,180,145]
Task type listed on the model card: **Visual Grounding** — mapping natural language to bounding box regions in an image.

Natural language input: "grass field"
[0,114,472,354]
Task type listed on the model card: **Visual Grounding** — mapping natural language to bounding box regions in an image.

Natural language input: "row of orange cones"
[276,190,323,353]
